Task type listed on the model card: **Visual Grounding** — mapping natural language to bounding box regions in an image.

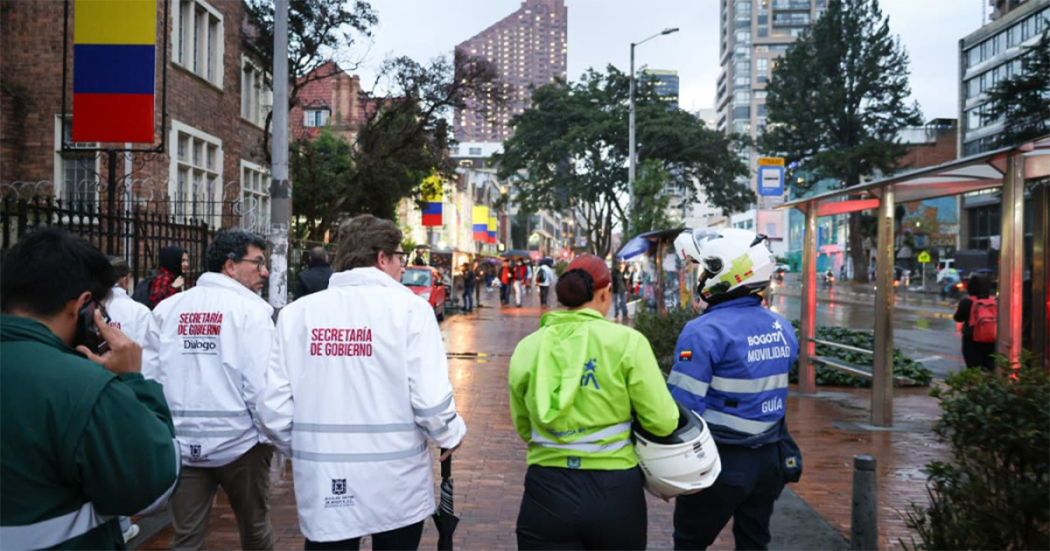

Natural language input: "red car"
[401,266,447,321]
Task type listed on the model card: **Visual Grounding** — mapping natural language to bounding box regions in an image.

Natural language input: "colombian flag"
[488,216,497,244]
[421,177,443,227]
[73,0,157,143]
[473,206,489,242]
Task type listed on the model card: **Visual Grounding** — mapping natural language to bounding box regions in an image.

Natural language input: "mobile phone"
[75,301,111,355]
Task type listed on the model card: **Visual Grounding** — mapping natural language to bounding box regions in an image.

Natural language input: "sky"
[349,0,989,121]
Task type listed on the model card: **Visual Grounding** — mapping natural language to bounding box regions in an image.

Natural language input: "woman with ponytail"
[508,254,679,550]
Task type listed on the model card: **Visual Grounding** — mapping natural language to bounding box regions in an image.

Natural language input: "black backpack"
[132,273,158,308]
[536,266,547,284]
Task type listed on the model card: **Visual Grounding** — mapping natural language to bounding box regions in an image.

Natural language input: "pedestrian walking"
[839,264,847,282]
[612,262,628,319]
[952,273,997,371]
[0,228,180,550]
[514,259,528,307]
[296,246,334,298]
[670,228,802,550]
[533,260,553,308]
[144,229,276,551]
[508,255,682,550]
[102,255,156,542]
[148,245,188,309]
[473,261,484,307]
[500,260,512,306]
[462,263,476,312]
[260,215,466,551]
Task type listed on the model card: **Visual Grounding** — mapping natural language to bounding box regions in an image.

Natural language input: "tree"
[984,26,1050,148]
[244,0,378,160]
[290,130,353,241]
[290,51,503,241]
[759,0,922,283]
[496,66,751,258]
[626,160,678,237]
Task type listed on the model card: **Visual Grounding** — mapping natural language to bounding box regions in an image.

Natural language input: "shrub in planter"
[788,320,932,387]
[632,307,699,374]
[902,352,1049,550]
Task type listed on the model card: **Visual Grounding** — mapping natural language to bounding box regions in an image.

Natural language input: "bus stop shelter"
[780,136,1049,427]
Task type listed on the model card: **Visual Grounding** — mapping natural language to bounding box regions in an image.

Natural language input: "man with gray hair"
[261,214,466,550]
[296,246,333,298]
[144,229,275,550]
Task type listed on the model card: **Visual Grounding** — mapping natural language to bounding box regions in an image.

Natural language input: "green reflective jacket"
[509,308,679,470]
[0,315,179,550]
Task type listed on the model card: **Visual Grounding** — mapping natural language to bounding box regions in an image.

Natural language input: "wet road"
[767,288,966,381]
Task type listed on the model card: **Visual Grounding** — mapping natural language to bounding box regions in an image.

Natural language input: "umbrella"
[432,450,458,550]
[616,228,687,260]
[500,249,530,260]
[540,257,554,266]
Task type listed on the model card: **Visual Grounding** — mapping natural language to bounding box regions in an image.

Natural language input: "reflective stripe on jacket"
[668,296,798,446]
[259,267,466,542]
[509,308,679,471]
[144,272,274,467]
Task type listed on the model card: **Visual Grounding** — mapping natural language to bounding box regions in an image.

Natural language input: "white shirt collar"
[110,286,130,299]
[329,267,413,295]
[197,272,274,315]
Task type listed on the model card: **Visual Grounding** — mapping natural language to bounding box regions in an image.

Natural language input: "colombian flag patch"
[679,350,693,362]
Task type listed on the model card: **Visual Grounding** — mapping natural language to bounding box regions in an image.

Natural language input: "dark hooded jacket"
[149,246,185,309]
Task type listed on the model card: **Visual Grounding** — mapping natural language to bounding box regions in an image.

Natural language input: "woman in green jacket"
[509,254,680,550]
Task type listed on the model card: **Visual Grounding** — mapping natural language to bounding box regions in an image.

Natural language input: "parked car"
[401,266,447,321]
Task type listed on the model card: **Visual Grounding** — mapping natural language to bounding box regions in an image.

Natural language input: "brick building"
[0,0,271,232]
[454,0,568,142]
[289,61,370,143]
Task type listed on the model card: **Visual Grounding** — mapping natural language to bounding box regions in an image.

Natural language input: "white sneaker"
[122,523,140,543]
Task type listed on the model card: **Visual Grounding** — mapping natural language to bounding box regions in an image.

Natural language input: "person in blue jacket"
[668,228,801,550]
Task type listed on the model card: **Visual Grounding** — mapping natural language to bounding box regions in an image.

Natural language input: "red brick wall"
[289,61,365,143]
[0,0,266,207]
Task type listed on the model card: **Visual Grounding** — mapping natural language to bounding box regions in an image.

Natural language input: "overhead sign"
[758,157,785,167]
[917,250,931,263]
[758,165,785,197]
[73,0,158,143]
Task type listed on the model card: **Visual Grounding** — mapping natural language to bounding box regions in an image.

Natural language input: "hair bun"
[556,269,594,307]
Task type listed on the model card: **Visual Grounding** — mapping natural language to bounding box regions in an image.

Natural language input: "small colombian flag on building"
[73,0,158,143]
[488,216,497,244]
[421,176,443,227]
[473,206,489,242]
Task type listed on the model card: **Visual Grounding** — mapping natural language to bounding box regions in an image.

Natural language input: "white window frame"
[168,120,223,226]
[303,109,330,128]
[53,115,101,206]
[172,0,224,89]
[239,160,270,234]
[241,56,272,129]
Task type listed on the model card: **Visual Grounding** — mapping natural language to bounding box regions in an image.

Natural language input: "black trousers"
[674,443,785,550]
[303,520,424,551]
[517,465,647,550]
[539,286,550,306]
[962,338,995,371]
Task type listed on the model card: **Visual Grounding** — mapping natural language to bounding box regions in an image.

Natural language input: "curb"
[775,290,956,320]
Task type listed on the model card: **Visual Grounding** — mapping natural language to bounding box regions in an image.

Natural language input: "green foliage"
[984,27,1050,149]
[626,160,678,238]
[901,352,1049,550]
[553,260,570,277]
[759,0,923,283]
[290,130,354,240]
[496,67,751,258]
[632,308,700,373]
[787,320,932,387]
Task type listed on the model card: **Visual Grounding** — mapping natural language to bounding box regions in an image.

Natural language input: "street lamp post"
[629,27,678,212]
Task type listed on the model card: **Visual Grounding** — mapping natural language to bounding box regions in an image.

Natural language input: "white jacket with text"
[103,286,152,346]
[259,267,466,542]
[144,272,274,467]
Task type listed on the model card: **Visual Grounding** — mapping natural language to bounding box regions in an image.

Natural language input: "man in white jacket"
[144,229,275,550]
[260,214,466,551]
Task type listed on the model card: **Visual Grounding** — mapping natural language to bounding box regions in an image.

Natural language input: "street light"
[629,27,678,210]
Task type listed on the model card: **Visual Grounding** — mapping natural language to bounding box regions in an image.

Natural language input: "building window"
[241,57,272,128]
[169,121,222,225]
[53,116,99,207]
[240,160,270,233]
[174,0,223,87]
[773,12,810,26]
[469,147,483,155]
[304,109,330,128]
[756,58,769,73]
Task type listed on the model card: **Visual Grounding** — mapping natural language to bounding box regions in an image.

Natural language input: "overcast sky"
[351,0,988,121]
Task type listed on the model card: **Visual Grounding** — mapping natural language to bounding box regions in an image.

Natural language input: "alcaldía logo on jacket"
[325,478,355,509]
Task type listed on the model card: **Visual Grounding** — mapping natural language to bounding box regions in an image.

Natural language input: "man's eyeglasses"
[390,251,409,264]
[234,257,267,271]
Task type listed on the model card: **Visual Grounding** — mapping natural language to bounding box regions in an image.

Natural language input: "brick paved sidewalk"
[141,296,945,550]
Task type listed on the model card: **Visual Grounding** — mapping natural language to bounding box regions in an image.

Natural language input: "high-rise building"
[957,0,1048,157]
[644,69,680,108]
[454,0,568,142]
[715,0,825,255]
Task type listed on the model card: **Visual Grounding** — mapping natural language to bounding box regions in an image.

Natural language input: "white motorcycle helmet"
[634,403,722,499]
[673,228,775,305]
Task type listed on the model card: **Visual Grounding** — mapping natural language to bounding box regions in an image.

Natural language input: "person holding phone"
[0,228,180,550]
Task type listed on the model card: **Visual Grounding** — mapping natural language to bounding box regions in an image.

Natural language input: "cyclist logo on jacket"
[580,358,600,389]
